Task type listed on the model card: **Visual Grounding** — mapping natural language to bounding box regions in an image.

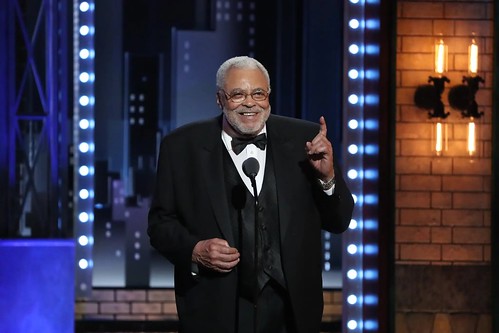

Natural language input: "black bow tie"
[231,133,267,155]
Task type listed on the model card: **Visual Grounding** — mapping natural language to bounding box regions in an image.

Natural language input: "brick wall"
[75,289,342,324]
[75,289,178,321]
[395,1,493,332]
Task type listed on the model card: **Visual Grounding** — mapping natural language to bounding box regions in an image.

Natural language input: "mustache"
[233,106,267,114]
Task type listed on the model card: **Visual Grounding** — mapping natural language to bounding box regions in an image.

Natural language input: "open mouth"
[240,112,258,116]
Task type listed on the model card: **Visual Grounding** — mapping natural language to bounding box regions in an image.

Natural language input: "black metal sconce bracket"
[448,75,485,118]
[414,75,451,119]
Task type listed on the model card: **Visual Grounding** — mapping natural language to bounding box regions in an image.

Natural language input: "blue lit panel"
[74,0,95,298]
[0,240,75,333]
[342,0,370,332]
[342,0,382,329]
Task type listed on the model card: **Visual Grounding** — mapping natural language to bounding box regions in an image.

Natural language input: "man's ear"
[216,93,223,110]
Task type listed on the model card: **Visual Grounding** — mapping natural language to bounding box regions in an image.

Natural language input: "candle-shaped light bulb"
[435,38,447,75]
[468,38,478,75]
[467,119,476,156]
[435,122,443,154]
[432,120,448,156]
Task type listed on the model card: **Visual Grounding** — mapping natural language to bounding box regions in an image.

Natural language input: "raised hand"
[305,116,335,181]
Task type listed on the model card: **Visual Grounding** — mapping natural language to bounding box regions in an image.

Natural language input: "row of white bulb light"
[344,0,367,332]
[74,0,95,294]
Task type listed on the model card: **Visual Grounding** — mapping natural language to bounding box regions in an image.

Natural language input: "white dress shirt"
[221,128,267,196]
[221,127,335,196]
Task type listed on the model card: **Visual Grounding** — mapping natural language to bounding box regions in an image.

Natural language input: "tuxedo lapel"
[199,118,236,246]
[266,119,296,243]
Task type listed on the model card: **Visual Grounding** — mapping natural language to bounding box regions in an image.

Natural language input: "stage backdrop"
[92,0,343,289]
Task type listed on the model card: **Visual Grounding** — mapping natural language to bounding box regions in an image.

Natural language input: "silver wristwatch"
[319,177,336,191]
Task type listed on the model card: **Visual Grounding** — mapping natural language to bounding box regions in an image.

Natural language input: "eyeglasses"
[219,89,270,104]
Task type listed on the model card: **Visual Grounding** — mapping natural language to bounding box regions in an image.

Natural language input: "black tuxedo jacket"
[148,114,354,333]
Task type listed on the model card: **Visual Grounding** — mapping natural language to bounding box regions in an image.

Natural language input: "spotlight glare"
[79,49,90,59]
[347,269,358,280]
[348,169,358,179]
[365,294,379,305]
[79,25,89,35]
[79,165,89,176]
[79,142,90,153]
[349,19,360,29]
[348,94,359,104]
[79,72,90,82]
[365,144,379,154]
[79,189,89,199]
[79,259,89,269]
[348,144,359,154]
[348,69,359,79]
[78,236,89,246]
[79,119,90,129]
[79,212,89,223]
[349,44,359,54]
[348,119,359,129]
[79,2,89,12]
[79,96,89,106]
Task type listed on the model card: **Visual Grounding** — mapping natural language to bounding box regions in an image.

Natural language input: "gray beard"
[223,106,271,137]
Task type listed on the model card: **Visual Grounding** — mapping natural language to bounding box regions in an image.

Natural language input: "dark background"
[92,0,344,288]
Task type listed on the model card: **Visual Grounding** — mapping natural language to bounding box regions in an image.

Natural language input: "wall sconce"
[415,35,485,157]
[448,36,485,157]
[414,38,450,156]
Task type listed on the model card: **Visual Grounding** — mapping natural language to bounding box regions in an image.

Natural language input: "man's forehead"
[224,68,267,88]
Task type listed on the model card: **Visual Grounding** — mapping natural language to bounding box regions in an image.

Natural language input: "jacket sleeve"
[147,137,199,272]
[315,164,355,234]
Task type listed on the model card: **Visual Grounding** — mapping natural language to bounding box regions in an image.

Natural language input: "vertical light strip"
[342,0,365,331]
[74,0,95,298]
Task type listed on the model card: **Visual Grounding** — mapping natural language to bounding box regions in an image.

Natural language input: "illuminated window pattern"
[74,0,95,297]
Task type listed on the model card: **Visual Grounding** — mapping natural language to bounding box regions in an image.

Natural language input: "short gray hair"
[216,56,271,90]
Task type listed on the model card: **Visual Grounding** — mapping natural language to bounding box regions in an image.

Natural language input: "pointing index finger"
[319,116,327,136]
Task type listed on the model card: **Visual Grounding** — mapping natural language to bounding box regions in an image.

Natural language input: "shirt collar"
[221,125,267,153]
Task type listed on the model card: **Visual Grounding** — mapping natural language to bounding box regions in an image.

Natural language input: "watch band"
[319,177,336,191]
